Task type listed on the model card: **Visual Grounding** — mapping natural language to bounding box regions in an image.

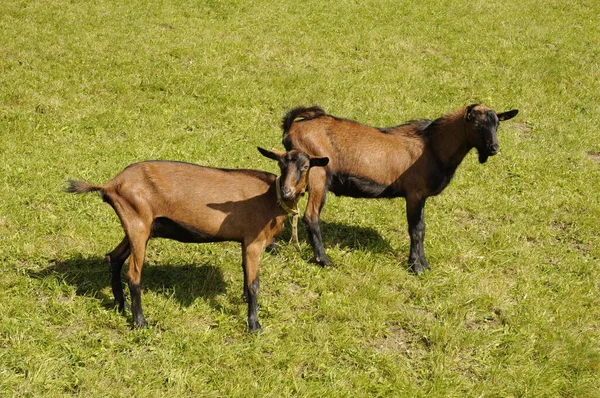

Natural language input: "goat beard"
[478,151,489,164]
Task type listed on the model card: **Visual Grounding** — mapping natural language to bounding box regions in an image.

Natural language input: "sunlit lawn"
[1,0,599,395]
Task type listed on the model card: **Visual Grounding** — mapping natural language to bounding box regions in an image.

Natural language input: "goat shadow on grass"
[30,255,227,312]
[277,219,394,253]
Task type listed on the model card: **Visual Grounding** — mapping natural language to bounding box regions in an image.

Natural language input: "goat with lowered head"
[66,147,329,331]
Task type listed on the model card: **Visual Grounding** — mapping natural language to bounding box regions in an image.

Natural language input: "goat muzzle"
[479,144,499,164]
[281,188,295,201]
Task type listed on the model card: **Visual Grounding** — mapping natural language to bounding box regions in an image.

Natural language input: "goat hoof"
[248,321,262,332]
[410,261,430,275]
[311,256,333,267]
[133,318,148,329]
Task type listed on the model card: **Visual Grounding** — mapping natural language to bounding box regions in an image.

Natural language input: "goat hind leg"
[105,237,131,312]
[241,253,249,303]
[124,227,150,328]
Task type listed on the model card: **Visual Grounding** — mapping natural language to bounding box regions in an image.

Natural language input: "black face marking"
[280,153,311,189]
[472,109,500,163]
[476,111,499,131]
[151,217,227,243]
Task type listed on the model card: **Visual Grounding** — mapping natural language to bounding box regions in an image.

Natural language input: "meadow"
[1,0,599,396]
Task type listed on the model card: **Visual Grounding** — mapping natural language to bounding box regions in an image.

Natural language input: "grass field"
[1,0,599,396]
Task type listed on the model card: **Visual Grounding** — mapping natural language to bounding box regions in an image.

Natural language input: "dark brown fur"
[282,105,518,272]
[66,148,328,331]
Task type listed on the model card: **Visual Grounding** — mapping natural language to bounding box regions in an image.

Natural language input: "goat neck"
[428,109,471,169]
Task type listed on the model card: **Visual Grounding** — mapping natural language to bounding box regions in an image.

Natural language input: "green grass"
[1,0,599,395]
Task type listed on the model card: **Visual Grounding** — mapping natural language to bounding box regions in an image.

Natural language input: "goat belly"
[150,217,227,243]
[329,174,403,198]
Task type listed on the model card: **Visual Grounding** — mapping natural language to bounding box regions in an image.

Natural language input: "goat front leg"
[105,237,131,312]
[242,241,264,332]
[303,167,331,266]
[406,197,429,274]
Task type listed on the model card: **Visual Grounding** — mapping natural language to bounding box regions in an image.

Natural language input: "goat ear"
[309,156,329,168]
[497,109,519,121]
[257,147,284,161]
[464,104,478,121]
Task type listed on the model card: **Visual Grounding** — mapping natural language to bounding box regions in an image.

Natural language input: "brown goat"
[282,104,518,273]
[65,147,329,331]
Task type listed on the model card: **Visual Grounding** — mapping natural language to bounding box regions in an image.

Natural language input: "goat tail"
[64,180,103,194]
[281,106,326,135]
